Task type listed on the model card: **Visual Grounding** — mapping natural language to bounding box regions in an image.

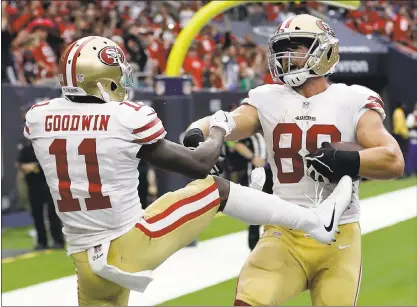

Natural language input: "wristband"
[335,150,360,179]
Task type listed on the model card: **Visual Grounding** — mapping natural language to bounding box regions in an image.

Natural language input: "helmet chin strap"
[97,82,111,103]
[282,71,310,87]
[282,68,322,87]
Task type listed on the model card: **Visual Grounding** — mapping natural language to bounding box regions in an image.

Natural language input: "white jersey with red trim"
[24,97,166,254]
[243,83,386,225]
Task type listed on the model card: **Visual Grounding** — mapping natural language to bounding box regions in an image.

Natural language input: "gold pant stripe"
[135,198,220,238]
[354,259,363,306]
[135,182,219,238]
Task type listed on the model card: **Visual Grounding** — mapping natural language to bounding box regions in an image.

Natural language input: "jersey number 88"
[273,123,341,183]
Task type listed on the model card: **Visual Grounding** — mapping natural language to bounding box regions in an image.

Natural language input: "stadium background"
[1,0,417,305]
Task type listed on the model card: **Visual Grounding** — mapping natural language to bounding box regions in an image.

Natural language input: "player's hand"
[250,167,266,190]
[305,142,360,184]
[182,128,225,175]
[209,110,236,137]
[209,145,226,176]
[20,162,39,174]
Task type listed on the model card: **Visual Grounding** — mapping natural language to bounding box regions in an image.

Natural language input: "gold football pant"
[71,176,220,306]
[235,223,362,306]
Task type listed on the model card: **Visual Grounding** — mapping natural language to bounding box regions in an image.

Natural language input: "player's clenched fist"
[209,110,236,137]
[305,142,361,184]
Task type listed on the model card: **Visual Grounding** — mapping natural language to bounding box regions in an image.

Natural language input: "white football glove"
[250,167,266,191]
[209,110,236,137]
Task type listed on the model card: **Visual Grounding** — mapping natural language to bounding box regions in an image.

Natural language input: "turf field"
[162,218,417,306]
[2,176,416,305]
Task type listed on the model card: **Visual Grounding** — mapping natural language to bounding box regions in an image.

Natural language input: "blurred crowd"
[343,0,417,51]
[2,0,417,91]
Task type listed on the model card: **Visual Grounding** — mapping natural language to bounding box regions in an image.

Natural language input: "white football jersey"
[243,83,386,224]
[24,97,166,254]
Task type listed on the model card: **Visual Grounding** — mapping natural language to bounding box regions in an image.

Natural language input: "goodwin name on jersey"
[44,114,111,132]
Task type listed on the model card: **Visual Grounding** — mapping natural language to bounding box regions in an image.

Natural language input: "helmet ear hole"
[110,82,118,91]
[326,47,333,61]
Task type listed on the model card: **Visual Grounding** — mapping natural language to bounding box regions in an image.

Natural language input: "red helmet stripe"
[60,41,77,87]
[284,16,296,28]
[70,36,97,87]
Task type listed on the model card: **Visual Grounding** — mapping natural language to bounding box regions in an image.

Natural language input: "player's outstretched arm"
[356,110,404,179]
[186,104,261,142]
[138,127,226,179]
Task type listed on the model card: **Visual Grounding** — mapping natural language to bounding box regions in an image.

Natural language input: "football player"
[186,14,404,306]
[24,36,354,306]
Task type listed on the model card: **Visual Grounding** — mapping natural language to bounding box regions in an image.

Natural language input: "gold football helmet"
[268,14,339,87]
[58,36,133,102]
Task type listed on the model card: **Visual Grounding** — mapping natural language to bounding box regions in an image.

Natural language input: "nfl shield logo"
[302,101,310,109]
[94,245,102,253]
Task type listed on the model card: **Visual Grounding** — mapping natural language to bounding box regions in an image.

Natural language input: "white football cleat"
[306,176,353,244]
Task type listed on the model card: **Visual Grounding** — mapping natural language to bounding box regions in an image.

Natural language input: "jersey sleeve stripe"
[132,117,160,134]
[24,125,30,135]
[134,127,166,144]
[30,101,49,110]
[120,101,143,111]
[365,102,383,110]
[367,96,384,108]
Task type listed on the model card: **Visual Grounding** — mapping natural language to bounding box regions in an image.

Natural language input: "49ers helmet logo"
[316,20,336,37]
[98,46,125,66]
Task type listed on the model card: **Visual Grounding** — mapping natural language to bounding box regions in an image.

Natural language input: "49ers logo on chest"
[98,46,125,66]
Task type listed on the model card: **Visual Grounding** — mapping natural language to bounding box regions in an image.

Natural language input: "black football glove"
[183,128,225,175]
[305,142,360,184]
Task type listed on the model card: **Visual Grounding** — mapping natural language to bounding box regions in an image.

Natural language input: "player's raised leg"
[71,172,352,306]
[309,223,362,306]
[133,176,222,269]
[218,175,354,244]
[72,176,221,306]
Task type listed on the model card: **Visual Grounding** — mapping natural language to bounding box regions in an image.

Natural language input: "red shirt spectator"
[198,35,216,54]
[345,19,357,31]
[32,40,58,79]
[147,38,168,73]
[357,16,375,35]
[58,19,76,46]
[392,11,410,41]
[266,3,280,21]
[209,67,224,89]
[367,10,381,23]
[209,56,225,89]
[183,48,203,89]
